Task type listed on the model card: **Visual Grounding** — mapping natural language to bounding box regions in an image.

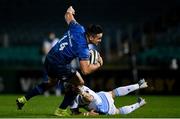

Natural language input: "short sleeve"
[71,29,90,61]
[78,46,90,61]
[69,20,85,33]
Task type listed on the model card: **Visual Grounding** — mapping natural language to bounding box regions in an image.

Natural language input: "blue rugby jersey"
[47,21,90,65]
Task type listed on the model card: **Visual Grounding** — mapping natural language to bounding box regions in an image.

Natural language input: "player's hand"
[83,110,99,116]
[89,110,99,116]
[67,6,75,15]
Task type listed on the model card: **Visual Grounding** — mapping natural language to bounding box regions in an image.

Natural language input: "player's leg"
[54,71,84,116]
[25,77,57,100]
[43,69,50,97]
[16,77,58,110]
[58,71,84,108]
[16,58,61,110]
[55,80,62,96]
[111,79,148,98]
[118,97,146,114]
[54,84,78,116]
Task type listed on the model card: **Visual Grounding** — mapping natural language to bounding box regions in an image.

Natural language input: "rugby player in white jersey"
[70,79,148,116]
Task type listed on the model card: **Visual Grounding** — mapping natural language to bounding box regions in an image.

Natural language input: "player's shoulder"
[82,85,90,91]
[81,86,95,94]
[69,20,85,33]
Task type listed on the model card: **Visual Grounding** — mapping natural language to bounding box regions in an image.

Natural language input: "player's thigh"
[45,62,74,81]
[104,92,117,115]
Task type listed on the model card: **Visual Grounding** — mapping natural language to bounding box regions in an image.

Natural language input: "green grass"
[0,95,180,118]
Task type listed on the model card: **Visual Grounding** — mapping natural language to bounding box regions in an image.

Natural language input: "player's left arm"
[78,47,103,75]
[82,110,99,116]
[80,60,102,75]
[71,109,99,116]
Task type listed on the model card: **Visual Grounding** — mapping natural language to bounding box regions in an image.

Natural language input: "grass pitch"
[0,95,180,118]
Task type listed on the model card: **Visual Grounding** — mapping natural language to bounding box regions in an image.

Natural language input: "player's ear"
[89,35,94,41]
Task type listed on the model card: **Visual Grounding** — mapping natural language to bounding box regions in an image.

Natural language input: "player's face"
[90,33,103,45]
[82,92,94,103]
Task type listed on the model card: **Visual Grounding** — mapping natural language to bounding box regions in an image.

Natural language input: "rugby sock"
[119,103,140,114]
[25,83,47,100]
[59,90,77,109]
[113,84,139,96]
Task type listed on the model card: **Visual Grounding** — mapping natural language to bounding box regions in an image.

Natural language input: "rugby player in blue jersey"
[16,6,103,116]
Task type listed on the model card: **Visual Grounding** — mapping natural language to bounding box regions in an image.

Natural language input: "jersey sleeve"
[69,20,85,33]
[76,36,90,61]
[78,45,90,61]
[69,21,89,60]
[71,31,90,61]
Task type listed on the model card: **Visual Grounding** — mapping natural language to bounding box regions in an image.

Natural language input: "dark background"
[0,0,179,23]
[0,0,180,94]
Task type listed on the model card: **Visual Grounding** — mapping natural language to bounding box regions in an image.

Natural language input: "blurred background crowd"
[0,0,180,95]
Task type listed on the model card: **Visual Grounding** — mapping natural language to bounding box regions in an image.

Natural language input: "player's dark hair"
[85,24,103,37]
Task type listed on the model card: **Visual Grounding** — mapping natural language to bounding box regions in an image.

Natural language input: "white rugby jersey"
[70,86,117,115]
[70,86,102,111]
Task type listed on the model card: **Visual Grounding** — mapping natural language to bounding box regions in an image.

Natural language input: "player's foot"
[54,108,70,117]
[137,97,146,107]
[16,96,27,110]
[138,78,148,89]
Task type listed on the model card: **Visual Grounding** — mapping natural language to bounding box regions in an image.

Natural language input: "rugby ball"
[89,49,99,64]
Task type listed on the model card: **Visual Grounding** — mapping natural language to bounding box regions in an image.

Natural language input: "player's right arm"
[65,6,103,75]
[65,6,76,25]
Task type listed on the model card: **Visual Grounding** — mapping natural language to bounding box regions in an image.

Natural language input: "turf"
[0,95,180,118]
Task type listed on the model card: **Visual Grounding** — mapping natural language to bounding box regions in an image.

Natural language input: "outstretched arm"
[65,6,76,24]
[82,110,99,116]
[71,108,99,116]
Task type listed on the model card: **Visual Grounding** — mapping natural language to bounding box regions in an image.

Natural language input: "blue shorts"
[97,92,116,115]
[44,56,76,82]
